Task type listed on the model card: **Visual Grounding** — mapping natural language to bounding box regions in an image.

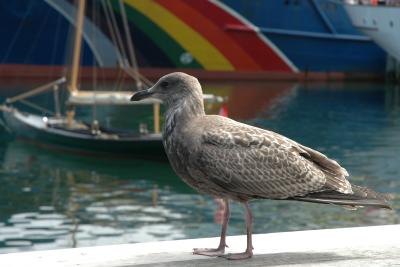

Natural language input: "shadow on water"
[0,81,399,253]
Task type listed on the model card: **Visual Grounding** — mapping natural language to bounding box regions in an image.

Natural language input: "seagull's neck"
[163,96,205,139]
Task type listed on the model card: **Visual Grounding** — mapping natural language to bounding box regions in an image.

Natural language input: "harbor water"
[0,80,399,253]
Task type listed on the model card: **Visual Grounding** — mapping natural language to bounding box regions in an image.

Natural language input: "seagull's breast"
[162,114,217,195]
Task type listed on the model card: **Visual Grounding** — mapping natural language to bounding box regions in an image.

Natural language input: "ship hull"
[0,0,387,80]
[345,4,400,61]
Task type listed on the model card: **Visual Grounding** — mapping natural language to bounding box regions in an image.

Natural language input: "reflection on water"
[0,142,193,253]
[0,81,399,253]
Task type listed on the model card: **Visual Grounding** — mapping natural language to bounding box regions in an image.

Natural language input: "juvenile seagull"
[131,72,390,260]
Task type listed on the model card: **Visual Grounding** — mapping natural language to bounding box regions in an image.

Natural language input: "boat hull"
[0,0,387,79]
[345,4,400,61]
[1,107,166,159]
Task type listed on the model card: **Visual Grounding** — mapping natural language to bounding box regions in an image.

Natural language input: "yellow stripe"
[125,0,234,71]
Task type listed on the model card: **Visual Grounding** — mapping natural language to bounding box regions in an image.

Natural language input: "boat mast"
[68,0,86,93]
[118,0,142,90]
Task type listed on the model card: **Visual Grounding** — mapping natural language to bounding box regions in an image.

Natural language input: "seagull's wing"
[190,116,351,199]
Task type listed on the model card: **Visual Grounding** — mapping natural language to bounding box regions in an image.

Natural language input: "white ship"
[344,1,400,61]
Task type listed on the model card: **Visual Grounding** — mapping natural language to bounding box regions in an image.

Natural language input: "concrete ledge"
[1,224,399,267]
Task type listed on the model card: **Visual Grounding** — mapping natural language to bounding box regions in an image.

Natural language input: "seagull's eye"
[160,81,169,88]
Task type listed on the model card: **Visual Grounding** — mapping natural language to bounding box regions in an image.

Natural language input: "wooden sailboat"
[0,0,224,158]
[0,0,165,158]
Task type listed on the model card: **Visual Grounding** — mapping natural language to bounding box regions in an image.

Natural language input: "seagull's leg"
[193,199,230,256]
[221,201,253,260]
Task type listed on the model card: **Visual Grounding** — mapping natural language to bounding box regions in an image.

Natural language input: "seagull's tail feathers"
[290,184,392,210]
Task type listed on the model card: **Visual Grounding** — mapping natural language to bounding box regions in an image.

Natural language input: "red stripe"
[183,0,292,72]
[156,0,261,70]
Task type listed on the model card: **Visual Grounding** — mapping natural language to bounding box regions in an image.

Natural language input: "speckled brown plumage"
[186,115,352,201]
[131,72,390,260]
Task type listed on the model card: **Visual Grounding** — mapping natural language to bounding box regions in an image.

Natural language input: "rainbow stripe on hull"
[118,0,295,72]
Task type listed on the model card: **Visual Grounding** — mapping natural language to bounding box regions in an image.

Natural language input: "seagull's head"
[130,72,203,107]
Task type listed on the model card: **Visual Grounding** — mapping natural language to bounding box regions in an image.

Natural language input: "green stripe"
[112,2,202,68]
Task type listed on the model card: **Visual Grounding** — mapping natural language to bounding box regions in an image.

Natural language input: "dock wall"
[0,224,399,267]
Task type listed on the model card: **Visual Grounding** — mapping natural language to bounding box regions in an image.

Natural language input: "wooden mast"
[68,0,86,93]
[67,0,85,126]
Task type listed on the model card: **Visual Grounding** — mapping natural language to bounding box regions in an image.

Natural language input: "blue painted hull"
[266,31,385,72]
[0,0,386,73]
[221,0,386,72]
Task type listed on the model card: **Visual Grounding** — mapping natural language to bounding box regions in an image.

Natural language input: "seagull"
[131,72,391,260]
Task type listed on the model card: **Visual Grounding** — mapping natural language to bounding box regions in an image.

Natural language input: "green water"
[0,81,399,253]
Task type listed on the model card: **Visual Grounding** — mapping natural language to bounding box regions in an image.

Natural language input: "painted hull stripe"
[209,0,298,72]
[125,0,234,71]
[118,3,202,68]
[156,0,261,70]
[200,0,293,72]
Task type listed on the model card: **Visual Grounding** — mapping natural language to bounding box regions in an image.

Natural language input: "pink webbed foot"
[193,247,226,257]
[219,249,253,260]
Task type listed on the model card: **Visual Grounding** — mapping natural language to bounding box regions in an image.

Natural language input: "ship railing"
[345,0,400,6]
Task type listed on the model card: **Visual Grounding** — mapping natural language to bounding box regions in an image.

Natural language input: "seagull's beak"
[130,88,154,101]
